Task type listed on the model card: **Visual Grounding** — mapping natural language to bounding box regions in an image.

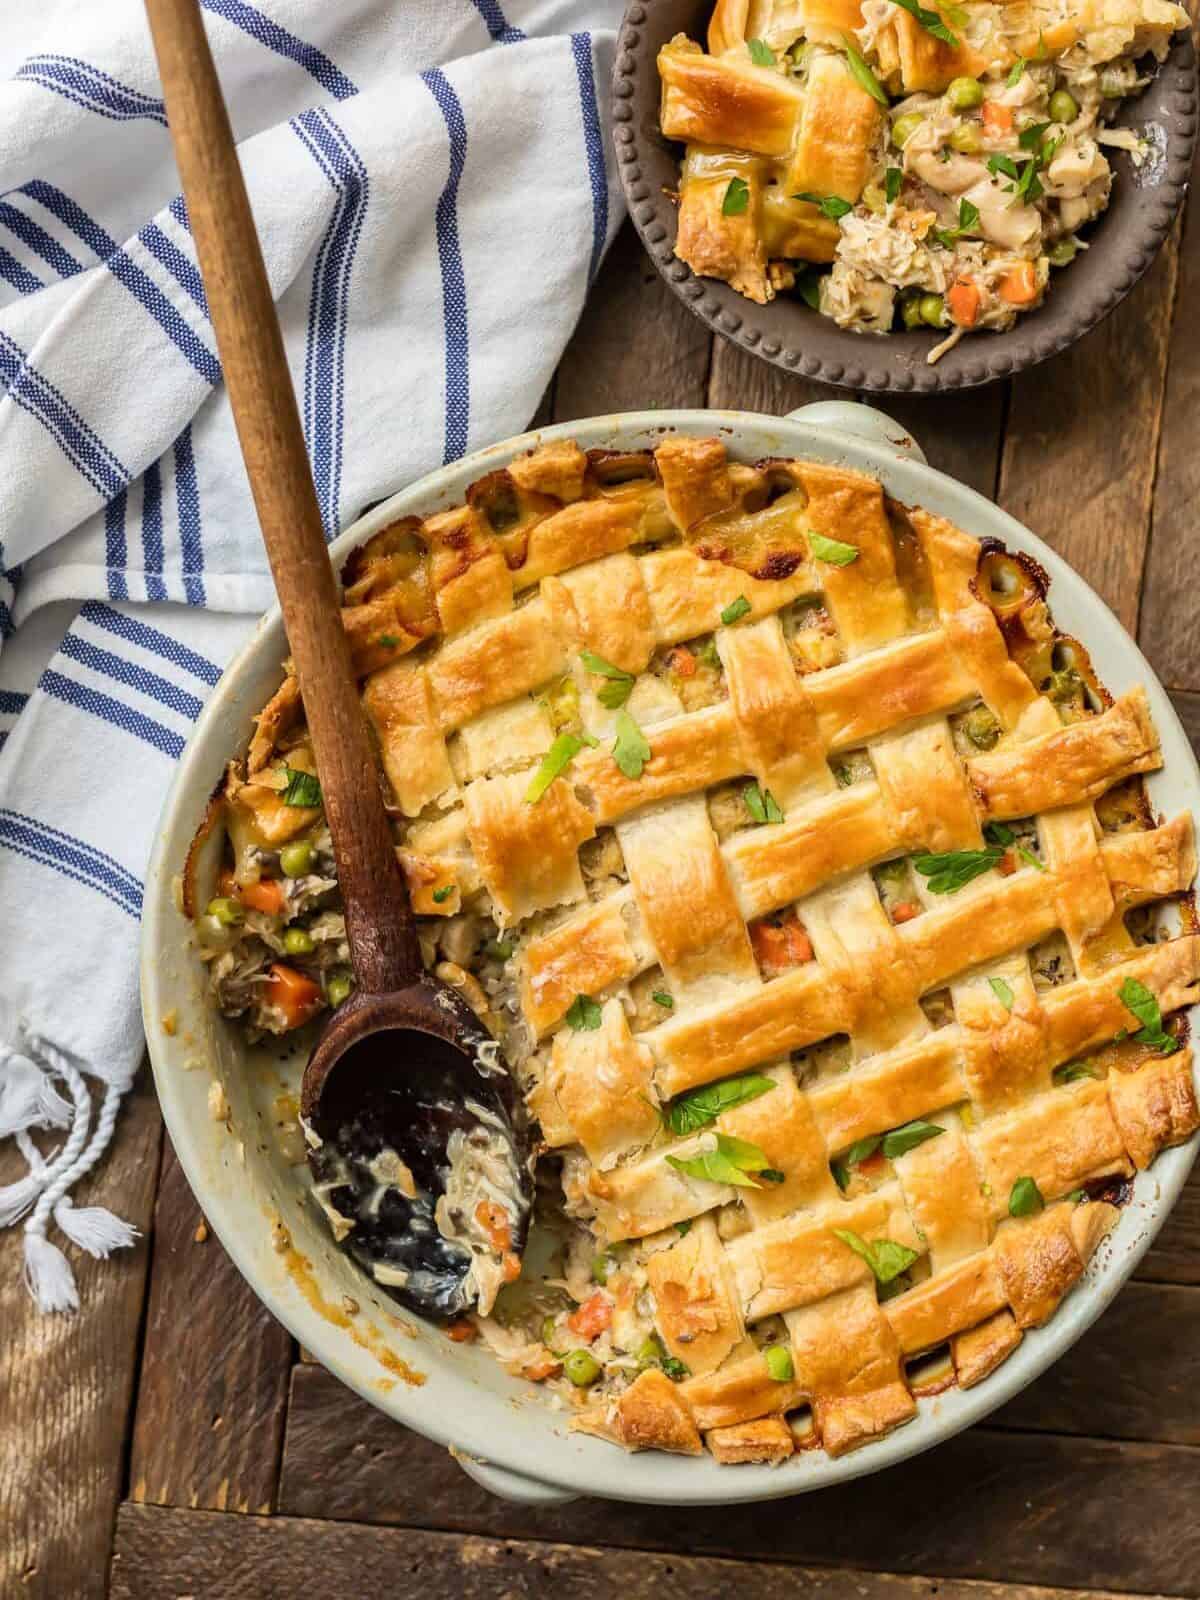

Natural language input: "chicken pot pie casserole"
[657,0,1188,355]
[189,434,1200,1467]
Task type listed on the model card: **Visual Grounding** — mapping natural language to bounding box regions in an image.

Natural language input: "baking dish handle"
[784,401,928,465]
[455,1453,579,1505]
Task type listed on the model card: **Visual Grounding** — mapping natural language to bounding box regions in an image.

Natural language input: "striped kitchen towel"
[0,0,623,1311]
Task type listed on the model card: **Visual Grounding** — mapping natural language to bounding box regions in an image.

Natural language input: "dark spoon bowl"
[614,0,1197,393]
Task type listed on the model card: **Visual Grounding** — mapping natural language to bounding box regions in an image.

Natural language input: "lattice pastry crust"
[211,434,1200,1467]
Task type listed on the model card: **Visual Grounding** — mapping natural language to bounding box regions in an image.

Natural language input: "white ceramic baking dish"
[141,401,1200,1508]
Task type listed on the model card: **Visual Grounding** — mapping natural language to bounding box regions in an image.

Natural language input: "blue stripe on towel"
[0,807,142,913]
[0,202,82,280]
[40,668,185,759]
[58,632,203,720]
[105,492,129,601]
[138,221,208,316]
[421,69,470,465]
[0,247,43,297]
[80,601,220,686]
[0,331,130,499]
[570,34,608,286]
[200,0,357,99]
[174,426,206,606]
[470,0,526,42]
[141,460,167,602]
[0,825,140,917]
[15,54,167,127]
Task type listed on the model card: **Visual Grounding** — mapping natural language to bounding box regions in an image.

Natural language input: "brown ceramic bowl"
[613,0,1197,392]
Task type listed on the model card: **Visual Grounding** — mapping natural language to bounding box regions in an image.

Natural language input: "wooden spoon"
[146,0,533,1319]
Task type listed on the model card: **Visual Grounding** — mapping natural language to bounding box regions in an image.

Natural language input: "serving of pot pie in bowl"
[614,0,1197,390]
[143,405,1200,1503]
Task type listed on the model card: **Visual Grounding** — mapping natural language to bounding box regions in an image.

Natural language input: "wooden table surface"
[5,203,1200,1600]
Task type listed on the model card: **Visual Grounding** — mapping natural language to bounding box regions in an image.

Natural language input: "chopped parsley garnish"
[281,768,322,808]
[748,37,776,65]
[660,1354,690,1381]
[933,197,980,249]
[1118,976,1178,1054]
[722,177,750,216]
[885,166,903,204]
[832,761,854,788]
[612,709,651,779]
[760,1168,785,1183]
[1067,1188,1086,1204]
[834,1228,920,1284]
[912,846,1003,894]
[1054,1060,1099,1084]
[525,730,597,804]
[989,976,1015,1011]
[652,990,675,1010]
[1007,57,1026,86]
[743,782,784,824]
[842,34,889,105]
[987,153,1021,182]
[1008,1175,1044,1217]
[1018,120,1051,149]
[890,0,959,47]
[566,994,603,1031]
[377,633,400,648]
[793,191,853,221]
[666,1073,776,1135]
[983,820,1043,871]
[667,1132,774,1189]
[882,1120,945,1159]
[796,266,825,309]
[431,885,454,904]
[764,1344,794,1382]
[809,531,859,566]
[675,1219,692,1236]
[721,594,752,625]
[580,648,635,709]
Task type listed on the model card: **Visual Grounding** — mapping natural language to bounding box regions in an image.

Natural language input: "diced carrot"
[999,261,1038,305]
[998,850,1017,877]
[446,1319,477,1343]
[501,1251,522,1284]
[524,1356,563,1382]
[750,913,814,978]
[474,1200,513,1254]
[946,278,981,329]
[982,101,1013,134]
[669,646,697,678]
[264,964,323,1029]
[859,1150,886,1175]
[891,901,920,925]
[238,877,288,916]
[568,1291,613,1340]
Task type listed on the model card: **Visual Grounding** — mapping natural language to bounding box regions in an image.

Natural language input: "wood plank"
[1138,172,1200,691]
[127,1137,292,1514]
[553,219,711,421]
[0,1065,161,1600]
[876,388,1008,501]
[997,225,1181,636]
[110,1503,1174,1600]
[278,1363,1200,1594]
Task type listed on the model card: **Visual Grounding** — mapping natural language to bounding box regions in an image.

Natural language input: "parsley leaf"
[1018,120,1051,150]
[652,990,675,1010]
[793,191,853,221]
[666,1073,776,1136]
[1118,976,1178,1054]
[987,153,1020,183]
[612,709,651,780]
[1007,57,1026,86]
[525,731,596,803]
[809,531,859,566]
[377,633,400,648]
[989,976,1015,1011]
[912,846,1003,894]
[667,1132,774,1189]
[834,1229,920,1284]
[841,35,889,106]
[742,782,785,824]
[890,0,959,47]
[885,166,903,204]
[760,1168,785,1183]
[844,1134,882,1167]
[748,37,776,65]
[660,1355,690,1381]
[796,266,825,309]
[431,885,454,904]
[722,177,750,216]
[933,197,980,248]
[721,595,752,625]
[985,821,1014,846]
[1017,843,1046,872]
[281,768,322,808]
[881,1120,945,1159]
[1008,1175,1044,1217]
[580,648,635,709]
[566,994,602,1031]
[675,1219,692,1236]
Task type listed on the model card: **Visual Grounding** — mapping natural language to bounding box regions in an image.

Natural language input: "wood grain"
[127,1139,292,1514]
[877,388,1008,501]
[110,1503,1177,1600]
[553,221,712,421]
[0,1067,160,1600]
[278,1364,1200,1593]
[997,227,1181,635]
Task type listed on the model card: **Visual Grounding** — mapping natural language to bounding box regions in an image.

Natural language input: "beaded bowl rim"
[612,0,1198,393]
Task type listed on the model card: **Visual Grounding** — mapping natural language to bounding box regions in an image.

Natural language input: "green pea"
[591,1254,614,1286]
[949,123,983,154]
[1048,89,1079,124]
[283,926,315,955]
[279,840,314,879]
[861,182,887,216]
[901,295,925,330]
[946,76,984,110]
[891,112,925,149]
[764,1343,795,1382]
[326,970,353,1007]
[205,896,243,927]
[1048,236,1078,267]
[563,1349,602,1387]
[963,705,1001,751]
[636,1335,665,1368]
[919,293,946,328]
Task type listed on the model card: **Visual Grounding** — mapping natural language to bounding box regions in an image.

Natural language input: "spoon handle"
[146,0,423,994]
